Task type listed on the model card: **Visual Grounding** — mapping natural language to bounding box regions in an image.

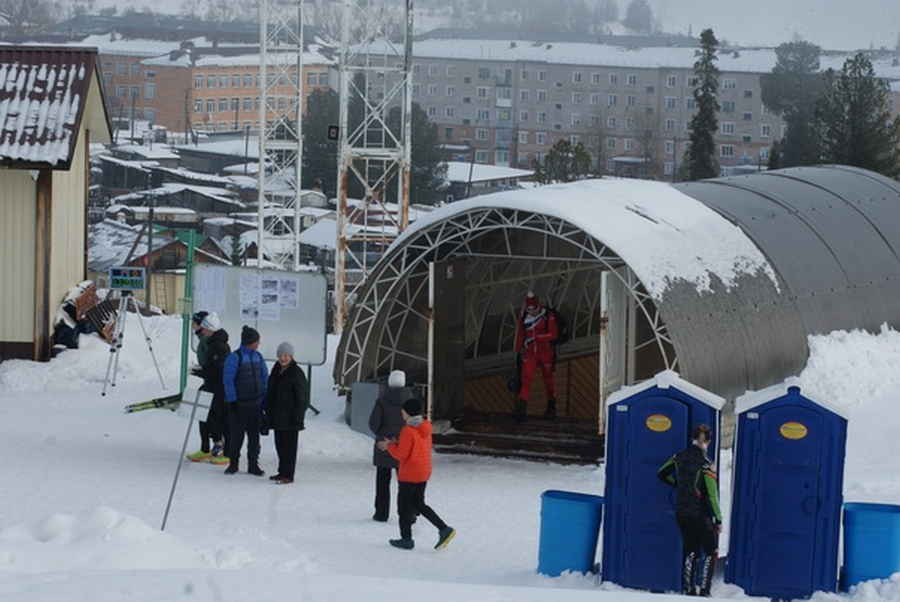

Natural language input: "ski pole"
[161,388,199,531]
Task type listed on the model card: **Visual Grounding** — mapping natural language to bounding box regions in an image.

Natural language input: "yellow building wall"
[0,169,37,342]
[48,125,88,329]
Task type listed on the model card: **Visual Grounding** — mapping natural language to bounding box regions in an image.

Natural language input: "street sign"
[109,266,147,291]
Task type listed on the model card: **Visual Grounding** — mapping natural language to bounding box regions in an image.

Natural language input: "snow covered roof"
[74,35,181,58]
[113,144,179,160]
[107,205,197,215]
[98,155,158,169]
[175,138,260,160]
[223,162,261,175]
[445,161,533,183]
[607,370,726,410]
[194,46,334,67]
[735,377,850,419]
[0,46,111,168]
[391,178,779,300]
[299,218,354,250]
[88,219,175,271]
[151,165,233,186]
[203,217,256,227]
[112,183,244,208]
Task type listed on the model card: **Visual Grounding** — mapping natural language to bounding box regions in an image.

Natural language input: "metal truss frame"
[258,0,304,269]
[336,207,678,387]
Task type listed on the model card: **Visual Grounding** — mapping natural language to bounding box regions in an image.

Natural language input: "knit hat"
[241,325,260,346]
[276,341,294,357]
[388,370,406,388]
[192,310,209,326]
[200,312,221,332]
[402,398,423,416]
[525,292,540,310]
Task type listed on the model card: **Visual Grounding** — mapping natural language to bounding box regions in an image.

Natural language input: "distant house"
[109,182,245,215]
[0,46,112,361]
[444,161,534,201]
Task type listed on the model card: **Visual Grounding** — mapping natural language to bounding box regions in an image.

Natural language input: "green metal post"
[307,364,320,415]
[179,230,196,393]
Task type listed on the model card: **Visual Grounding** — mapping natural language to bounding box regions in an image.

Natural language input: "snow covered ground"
[1,316,899,601]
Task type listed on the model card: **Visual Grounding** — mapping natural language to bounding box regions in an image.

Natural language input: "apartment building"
[402,39,900,178]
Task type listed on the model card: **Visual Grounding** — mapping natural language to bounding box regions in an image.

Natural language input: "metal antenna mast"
[334,0,413,332]
[258,0,305,270]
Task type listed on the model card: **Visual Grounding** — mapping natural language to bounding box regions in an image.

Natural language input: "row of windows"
[114,83,156,100]
[192,72,329,89]
[193,96,296,113]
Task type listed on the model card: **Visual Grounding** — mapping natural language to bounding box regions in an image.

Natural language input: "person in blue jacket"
[222,326,269,476]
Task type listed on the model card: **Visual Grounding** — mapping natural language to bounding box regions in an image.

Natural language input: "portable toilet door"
[602,371,725,592]
[727,381,848,599]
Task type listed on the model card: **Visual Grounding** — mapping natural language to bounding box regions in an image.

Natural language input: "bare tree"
[634,108,661,179]
[0,0,55,36]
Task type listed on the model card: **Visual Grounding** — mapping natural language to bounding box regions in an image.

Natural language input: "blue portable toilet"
[727,380,848,599]
[602,370,725,592]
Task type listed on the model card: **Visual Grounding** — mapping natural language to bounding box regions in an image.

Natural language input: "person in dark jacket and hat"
[657,424,722,597]
[368,370,414,522]
[187,313,231,464]
[263,342,309,484]
[222,326,269,476]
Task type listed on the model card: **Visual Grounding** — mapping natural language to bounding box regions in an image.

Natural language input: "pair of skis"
[123,393,183,414]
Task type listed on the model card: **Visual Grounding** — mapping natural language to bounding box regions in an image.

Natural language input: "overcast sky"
[649,0,900,50]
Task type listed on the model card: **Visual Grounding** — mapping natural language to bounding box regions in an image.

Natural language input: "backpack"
[545,306,569,346]
[233,349,263,403]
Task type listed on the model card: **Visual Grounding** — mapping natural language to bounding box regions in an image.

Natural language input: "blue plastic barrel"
[537,490,604,577]
[842,503,900,589]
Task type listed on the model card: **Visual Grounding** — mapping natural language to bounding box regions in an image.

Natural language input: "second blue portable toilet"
[727,380,848,599]
[602,370,725,592]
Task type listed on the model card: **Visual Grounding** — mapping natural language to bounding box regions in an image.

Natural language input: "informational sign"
[192,265,328,364]
[109,266,146,291]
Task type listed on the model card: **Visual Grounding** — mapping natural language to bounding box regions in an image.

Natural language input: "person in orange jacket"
[376,398,456,551]
[514,292,559,421]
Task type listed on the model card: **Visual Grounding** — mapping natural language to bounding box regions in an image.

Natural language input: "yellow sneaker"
[210,455,230,465]
[187,450,212,462]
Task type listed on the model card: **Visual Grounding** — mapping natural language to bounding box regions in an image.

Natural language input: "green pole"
[179,230,196,393]
[307,364,320,415]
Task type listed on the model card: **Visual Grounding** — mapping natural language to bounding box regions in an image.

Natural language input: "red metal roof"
[0,46,102,169]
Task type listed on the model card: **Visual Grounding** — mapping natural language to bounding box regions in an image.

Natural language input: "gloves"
[259,410,270,436]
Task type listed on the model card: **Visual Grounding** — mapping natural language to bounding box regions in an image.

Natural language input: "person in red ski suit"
[514,293,559,420]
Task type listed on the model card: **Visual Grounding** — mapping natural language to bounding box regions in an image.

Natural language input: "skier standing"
[369,370,414,522]
[222,326,269,476]
[657,424,722,597]
[513,293,559,421]
[187,313,231,464]
[377,398,455,551]
[263,342,309,484]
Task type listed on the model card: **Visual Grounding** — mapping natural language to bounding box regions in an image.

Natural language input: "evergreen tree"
[597,0,619,23]
[685,29,721,181]
[534,139,592,183]
[623,0,653,34]
[301,88,340,196]
[760,41,825,167]
[230,230,243,266]
[767,140,782,170]
[816,53,900,178]
[387,103,447,205]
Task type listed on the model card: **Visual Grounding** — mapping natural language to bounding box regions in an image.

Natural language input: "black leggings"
[676,513,718,555]
[274,430,299,479]
[397,481,447,540]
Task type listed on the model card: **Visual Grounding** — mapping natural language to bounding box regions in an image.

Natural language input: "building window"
[144,108,156,122]
[254,97,260,110]
[590,93,601,105]
[607,116,617,129]
[219,98,229,112]
[665,118,676,131]
[475,150,489,163]
[318,73,328,85]
[664,161,674,176]
[569,134,580,145]
[665,96,678,110]
[497,87,512,100]
[307,72,317,85]
[445,107,455,118]
[496,149,509,165]
[572,92,583,104]
[571,113,581,127]
[720,144,735,157]
[538,70,546,82]
[447,86,456,96]
[477,87,489,98]
[537,90,547,103]
[627,95,636,107]
[592,73,602,85]
[744,89,754,98]
[427,106,437,117]
[722,100,736,113]
[219,75,229,88]
[627,117,636,130]
[609,73,619,86]
[130,86,140,98]
[686,97,697,110]
[721,122,735,135]
[478,109,490,121]
[144,82,156,100]
[115,85,126,97]
[428,84,438,95]
[207,75,217,88]
[476,128,489,140]
[666,75,677,88]
[742,135,753,143]
[521,69,528,80]
[627,74,637,86]
[723,78,737,90]
[665,140,675,155]
[194,75,204,88]
[144,70,155,80]
[760,147,770,161]
[572,72,583,83]
[243,97,253,111]
[761,124,772,138]
[130,63,141,76]
[412,64,421,76]
[520,89,529,102]
[242,74,253,87]
[478,67,491,80]
[519,110,529,122]
[519,131,529,144]
[687,76,700,87]
[206,99,216,112]
[608,94,617,106]
[743,112,753,121]
[607,137,616,150]
[646,85,656,94]
[444,127,453,138]
[277,97,287,110]
[231,74,241,88]
[445,65,456,78]
[536,131,546,145]
[537,112,547,123]
[116,63,127,76]
[624,138,634,151]
[427,64,438,77]
[194,99,203,112]
[498,109,511,121]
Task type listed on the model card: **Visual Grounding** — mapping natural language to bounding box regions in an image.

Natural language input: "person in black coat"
[189,313,230,463]
[368,370,414,521]
[263,341,309,484]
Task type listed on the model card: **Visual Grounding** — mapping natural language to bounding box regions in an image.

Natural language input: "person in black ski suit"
[222,326,269,476]
[197,314,230,463]
[368,370,414,522]
[657,424,722,597]
[263,341,309,484]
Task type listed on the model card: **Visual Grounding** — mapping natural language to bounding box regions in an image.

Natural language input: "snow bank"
[813,574,900,602]
[0,507,206,572]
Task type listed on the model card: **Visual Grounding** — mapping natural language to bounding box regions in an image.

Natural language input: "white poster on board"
[279,277,299,309]
[239,274,259,322]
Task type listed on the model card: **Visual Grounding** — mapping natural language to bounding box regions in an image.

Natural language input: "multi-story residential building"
[399,38,900,178]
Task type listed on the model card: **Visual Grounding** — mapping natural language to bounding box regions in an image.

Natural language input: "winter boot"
[210,455,230,466]
[372,513,389,522]
[211,441,225,457]
[187,450,212,462]
[224,461,239,475]
[434,527,456,550]
[270,474,283,481]
[274,477,293,485]
[682,551,698,596]
[514,399,528,423]
[248,462,265,477]
[543,399,557,420]
[698,554,716,597]
[389,538,414,550]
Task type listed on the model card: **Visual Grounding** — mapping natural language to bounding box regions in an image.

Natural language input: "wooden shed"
[0,46,112,361]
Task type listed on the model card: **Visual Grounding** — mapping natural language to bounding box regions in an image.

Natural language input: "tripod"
[101,291,166,396]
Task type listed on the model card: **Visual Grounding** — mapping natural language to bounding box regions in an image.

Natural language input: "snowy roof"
[151,165,233,186]
[203,217,256,227]
[390,178,780,301]
[107,205,197,215]
[194,47,334,67]
[112,183,244,208]
[223,162,262,175]
[140,53,193,68]
[113,144,179,160]
[88,219,175,271]
[0,46,110,168]
[299,218,354,250]
[445,161,533,183]
[607,370,726,410]
[368,38,900,79]
[73,35,181,58]
[175,138,260,160]
[98,154,158,169]
[891,80,900,93]
[735,377,850,419]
